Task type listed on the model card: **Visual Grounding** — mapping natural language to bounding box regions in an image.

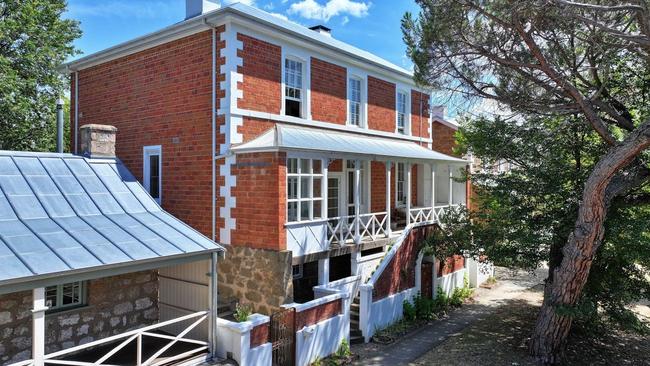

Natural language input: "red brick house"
[62,0,473,350]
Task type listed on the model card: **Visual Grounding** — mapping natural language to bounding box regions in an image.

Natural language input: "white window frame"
[395,162,407,207]
[282,56,307,119]
[347,75,365,127]
[287,157,324,223]
[396,90,410,135]
[45,281,87,313]
[143,145,162,204]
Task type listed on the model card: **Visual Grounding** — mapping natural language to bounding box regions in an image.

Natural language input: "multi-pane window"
[396,163,406,206]
[348,78,362,126]
[46,281,87,312]
[144,145,162,204]
[327,177,340,218]
[397,91,408,134]
[285,59,303,118]
[287,158,323,222]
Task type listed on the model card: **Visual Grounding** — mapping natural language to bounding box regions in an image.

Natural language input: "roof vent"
[186,0,220,20]
[309,25,332,37]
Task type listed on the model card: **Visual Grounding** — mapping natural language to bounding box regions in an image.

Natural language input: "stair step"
[350,335,364,345]
[350,329,363,337]
[350,313,359,321]
[352,297,360,305]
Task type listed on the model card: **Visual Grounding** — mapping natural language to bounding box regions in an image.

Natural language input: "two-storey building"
[63,0,470,342]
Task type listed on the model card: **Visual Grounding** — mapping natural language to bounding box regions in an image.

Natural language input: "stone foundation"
[218,245,293,315]
[0,271,159,364]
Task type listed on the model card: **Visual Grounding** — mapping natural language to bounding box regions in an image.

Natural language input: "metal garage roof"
[0,151,222,293]
[231,124,469,164]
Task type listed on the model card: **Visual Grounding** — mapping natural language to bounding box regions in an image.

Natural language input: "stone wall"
[0,271,158,364]
[218,245,293,315]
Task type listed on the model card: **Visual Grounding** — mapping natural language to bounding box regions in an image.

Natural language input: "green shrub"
[433,286,449,312]
[403,299,416,321]
[234,303,252,322]
[336,339,351,358]
[414,294,435,320]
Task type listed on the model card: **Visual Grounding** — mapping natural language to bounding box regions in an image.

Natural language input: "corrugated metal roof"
[231,125,469,164]
[0,151,222,288]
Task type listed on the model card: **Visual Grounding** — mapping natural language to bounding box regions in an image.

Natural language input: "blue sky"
[64,0,421,69]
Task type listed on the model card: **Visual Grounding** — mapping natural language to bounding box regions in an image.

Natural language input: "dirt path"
[351,267,547,365]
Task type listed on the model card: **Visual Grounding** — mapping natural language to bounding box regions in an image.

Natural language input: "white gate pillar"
[385,161,392,237]
[318,258,330,285]
[32,287,48,366]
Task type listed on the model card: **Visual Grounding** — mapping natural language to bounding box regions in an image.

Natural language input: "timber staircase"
[349,295,364,344]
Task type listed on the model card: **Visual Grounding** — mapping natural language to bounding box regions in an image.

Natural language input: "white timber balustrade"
[326,212,388,245]
[10,311,210,366]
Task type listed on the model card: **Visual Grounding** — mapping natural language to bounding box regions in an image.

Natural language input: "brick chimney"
[186,0,220,19]
[79,124,117,158]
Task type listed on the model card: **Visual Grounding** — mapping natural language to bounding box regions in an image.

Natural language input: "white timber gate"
[159,260,210,339]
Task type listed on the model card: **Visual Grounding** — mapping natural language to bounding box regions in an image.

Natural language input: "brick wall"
[431,121,457,156]
[237,33,282,114]
[411,90,431,140]
[310,58,346,124]
[367,76,396,133]
[250,322,269,348]
[0,271,158,364]
[370,161,386,212]
[294,298,342,329]
[71,29,221,238]
[373,224,436,300]
[437,255,466,277]
[231,151,286,250]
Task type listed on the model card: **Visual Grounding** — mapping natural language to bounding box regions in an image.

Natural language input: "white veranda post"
[32,287,47,366]
[209,252,218,358]
[385,161,392,237]
[448,165,453,207]
[354,159,361,244]
[406,162,412,226]
[430,163,436,209]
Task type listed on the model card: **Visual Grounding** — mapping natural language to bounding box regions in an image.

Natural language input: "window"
[284,59,303,118]
[348,77,362,126]
[346,160,366,216]
[292,264,303,279]
[143,145,162,204]
[396,162,406,206]
[46,281,87,312]
[327,177,340,218]
[287,158,323,222]
[397,91,408,134]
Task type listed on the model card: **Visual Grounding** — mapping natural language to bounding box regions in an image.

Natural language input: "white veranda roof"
[231,125,468,164]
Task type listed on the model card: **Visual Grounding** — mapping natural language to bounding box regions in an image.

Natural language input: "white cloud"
[341,15,349,25]
[288,0,371,22]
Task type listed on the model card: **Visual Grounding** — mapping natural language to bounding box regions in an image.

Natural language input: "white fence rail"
[11,311,209,366]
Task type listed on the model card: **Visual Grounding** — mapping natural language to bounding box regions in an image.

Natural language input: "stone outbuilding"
[0,125,224,366]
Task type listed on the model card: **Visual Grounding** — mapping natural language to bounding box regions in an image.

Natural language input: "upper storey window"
[285,59,304,118]
[397,91,408,134]
[348,77,362,126]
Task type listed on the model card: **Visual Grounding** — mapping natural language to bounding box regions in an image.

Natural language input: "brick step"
[350,319,360,330]
[350,335,364,345]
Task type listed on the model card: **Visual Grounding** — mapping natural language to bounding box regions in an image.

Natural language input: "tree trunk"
[529,120,650,364]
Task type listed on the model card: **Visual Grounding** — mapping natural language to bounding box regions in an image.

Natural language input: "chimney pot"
[79,124,117,158]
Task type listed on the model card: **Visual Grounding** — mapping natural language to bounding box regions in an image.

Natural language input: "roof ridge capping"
[61,3,414,79]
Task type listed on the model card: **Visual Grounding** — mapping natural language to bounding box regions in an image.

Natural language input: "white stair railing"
[10,311,209,366]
